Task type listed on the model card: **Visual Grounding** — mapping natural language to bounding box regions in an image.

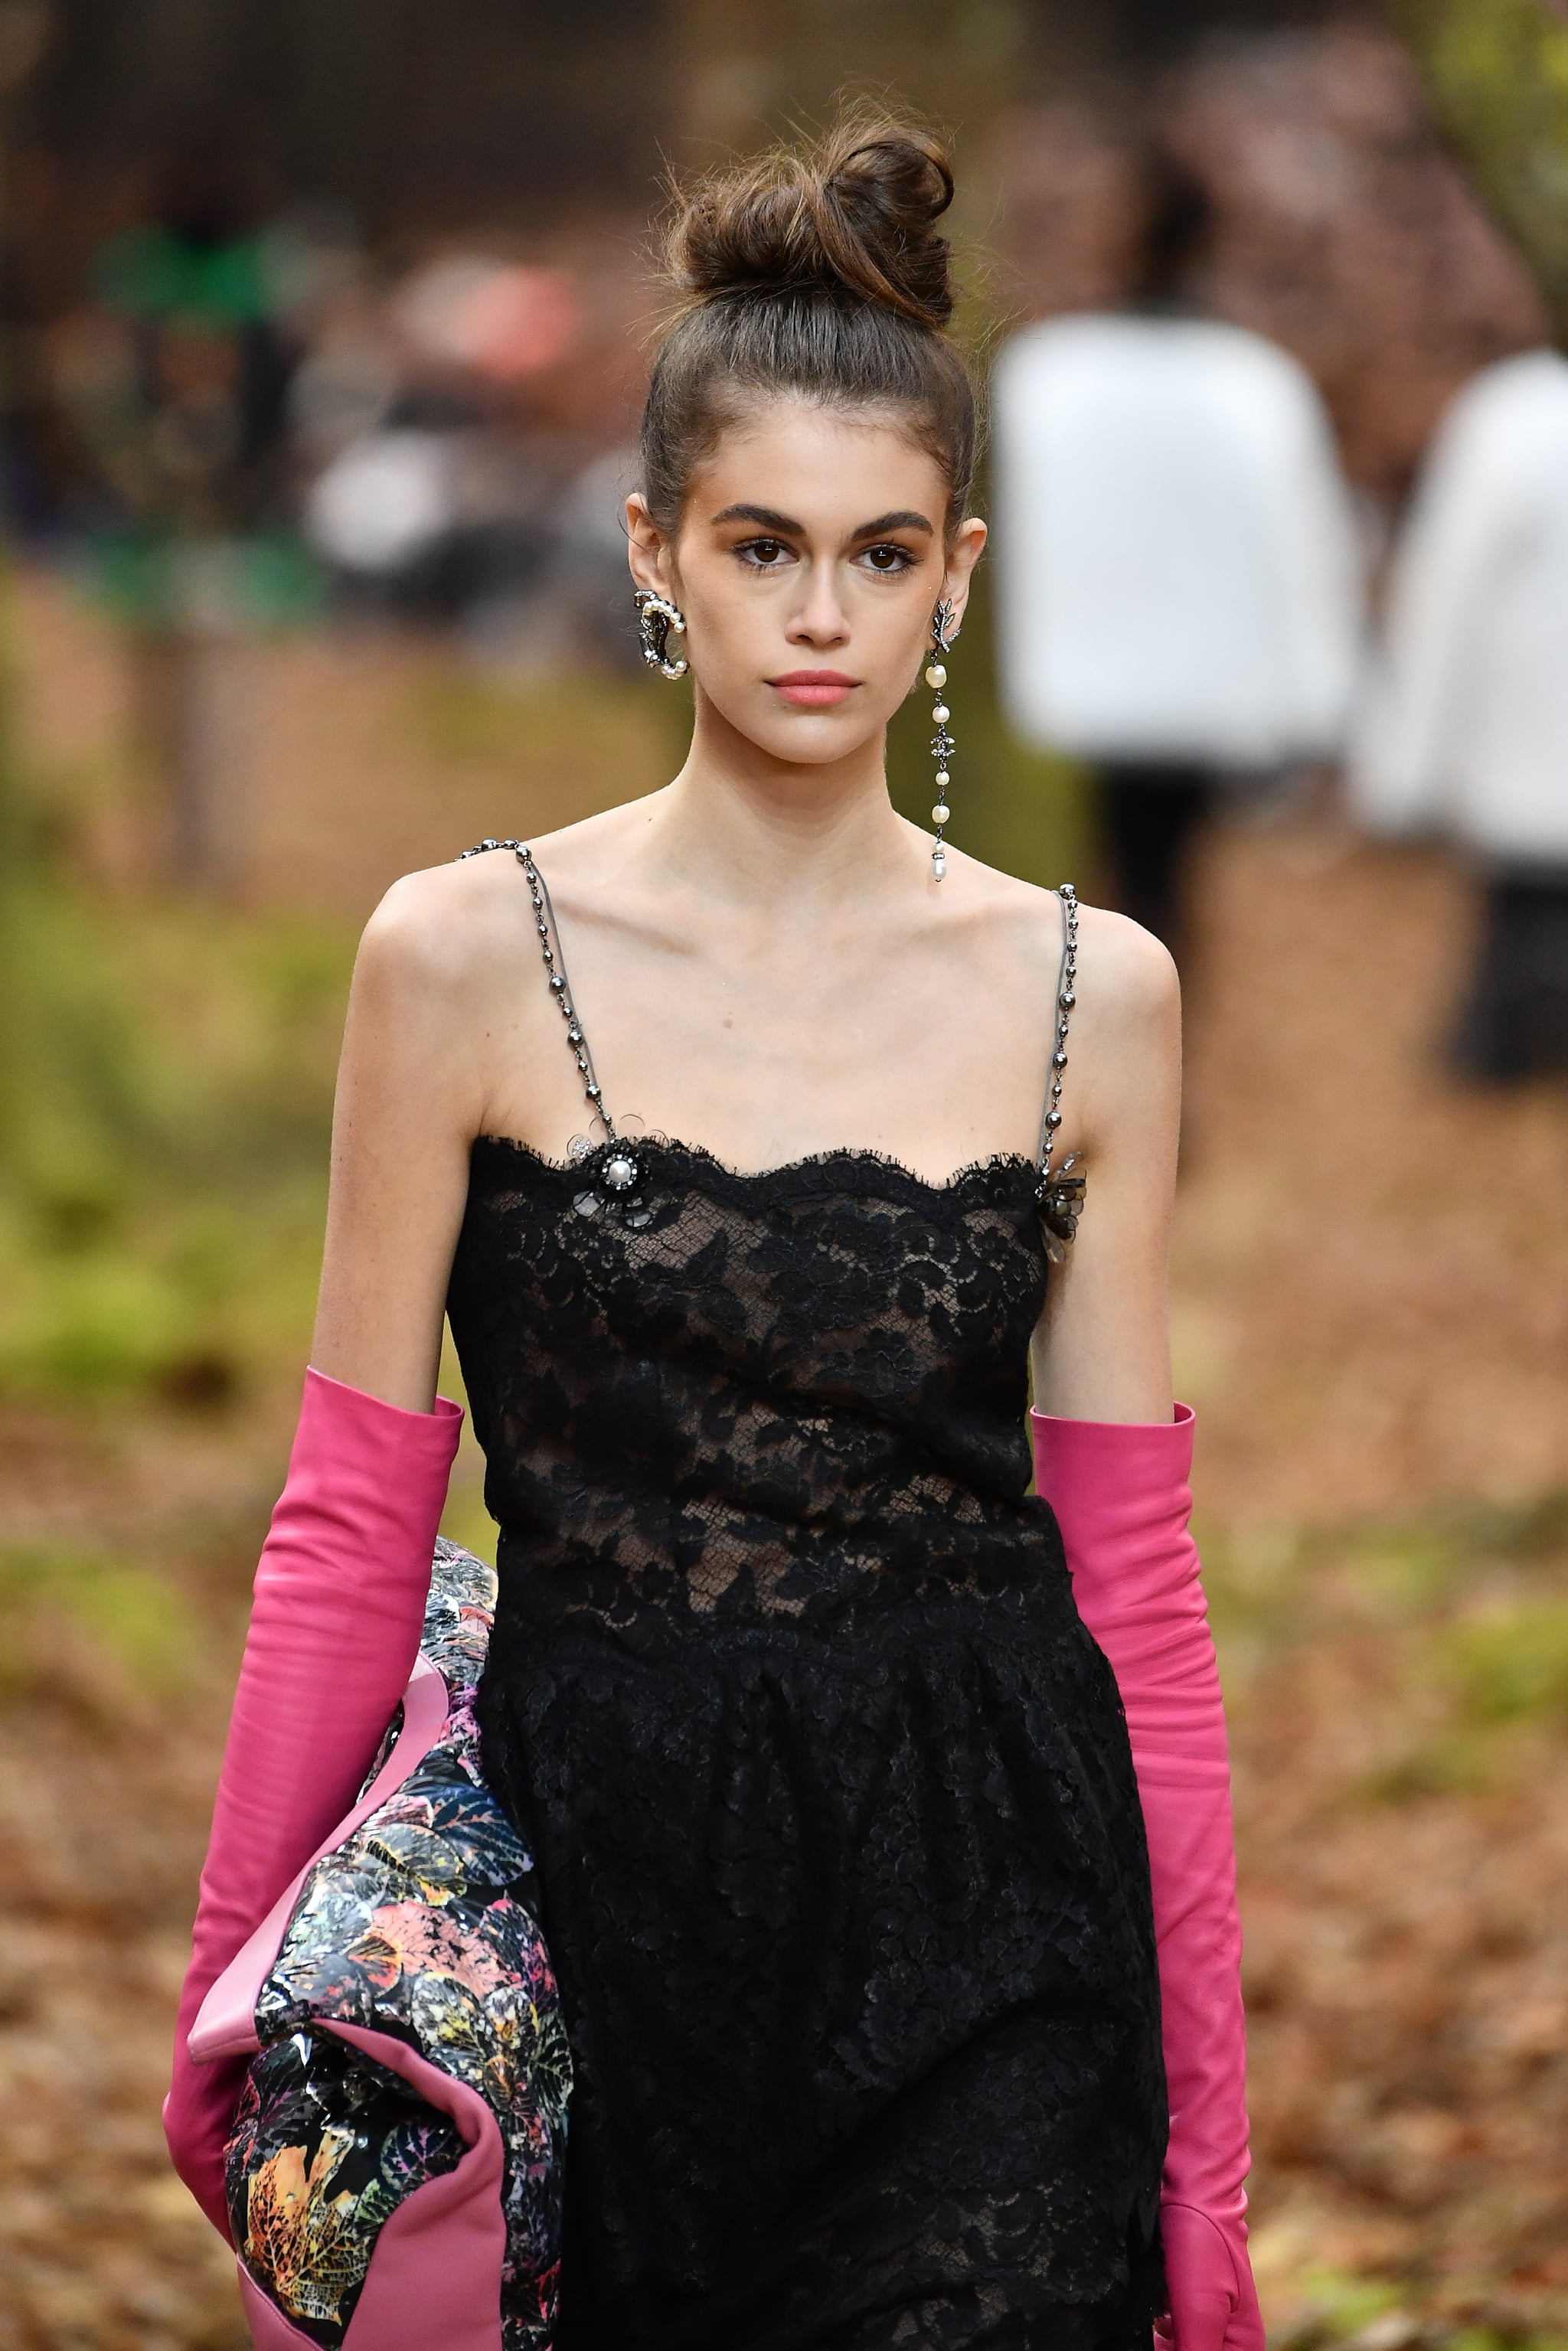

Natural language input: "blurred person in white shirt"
[993,155,1364,962]
[1351,349,1568,1082]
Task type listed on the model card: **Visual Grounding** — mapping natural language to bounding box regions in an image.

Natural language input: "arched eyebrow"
[852,511,935,538]
[710,504,803,532]
[708,503,936,538]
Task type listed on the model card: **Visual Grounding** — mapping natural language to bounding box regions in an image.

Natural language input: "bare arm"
[1029,908,1181,1423]
[310,870,495,1412]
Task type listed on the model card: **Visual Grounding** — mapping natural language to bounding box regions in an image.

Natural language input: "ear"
[939,517,988,632]
[626,492,677,599]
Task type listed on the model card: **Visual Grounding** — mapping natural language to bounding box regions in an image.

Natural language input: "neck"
[642,685,916,909]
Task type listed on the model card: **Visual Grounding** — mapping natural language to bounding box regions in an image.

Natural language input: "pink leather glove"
[165,1367,462,2237]
[1030,1404,1263,2351]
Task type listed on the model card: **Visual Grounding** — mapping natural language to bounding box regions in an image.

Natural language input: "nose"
[786,560,848,650]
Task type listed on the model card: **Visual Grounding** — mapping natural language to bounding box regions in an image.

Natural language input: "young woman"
[169,114,1260,2351]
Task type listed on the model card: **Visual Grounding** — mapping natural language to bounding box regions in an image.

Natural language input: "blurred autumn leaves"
[1397,0,1568,344]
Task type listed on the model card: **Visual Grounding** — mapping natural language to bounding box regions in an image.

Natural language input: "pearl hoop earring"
[635,589,688,679]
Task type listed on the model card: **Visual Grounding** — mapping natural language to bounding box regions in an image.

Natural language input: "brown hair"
[640,111,978,537]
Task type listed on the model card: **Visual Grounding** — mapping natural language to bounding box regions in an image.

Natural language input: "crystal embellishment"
[1037,1153,1086,1265]
[569,1142,652,1230]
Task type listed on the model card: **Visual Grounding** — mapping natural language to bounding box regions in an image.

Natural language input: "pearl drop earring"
[927,597,959,882]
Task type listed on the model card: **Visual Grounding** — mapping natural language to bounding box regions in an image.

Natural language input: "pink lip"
[769,670,858,709]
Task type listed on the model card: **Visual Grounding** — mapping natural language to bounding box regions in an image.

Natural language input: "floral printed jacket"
[197,1540,570,2350]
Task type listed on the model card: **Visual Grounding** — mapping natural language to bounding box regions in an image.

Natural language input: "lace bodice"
[450,1132,1055,1628]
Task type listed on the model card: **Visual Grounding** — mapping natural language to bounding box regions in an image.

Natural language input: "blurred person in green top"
[84,144,296,537]
[53,144,307,883]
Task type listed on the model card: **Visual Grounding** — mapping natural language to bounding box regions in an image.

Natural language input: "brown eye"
[739,537,789,567]
[862,543,914,573]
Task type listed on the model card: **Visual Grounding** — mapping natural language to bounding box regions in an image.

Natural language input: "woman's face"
[626,397,985,769]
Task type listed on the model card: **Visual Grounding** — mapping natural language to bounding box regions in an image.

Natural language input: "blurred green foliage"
[0,887,351,1402]
[0,1540,202,1718]
[1439,1596,1568,1726]
[1203,1487,1568,1804]
[1396,0,1568,343]
[407,665,678,776]
[0,599,354,1406]
[1274,2260,1568,2351]
[1276,2267,1404,2346]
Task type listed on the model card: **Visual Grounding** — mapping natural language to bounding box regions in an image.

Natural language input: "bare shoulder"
[947,854,1175,1027]
[1068,903,1181,1161]
[356,844,533,1003]
[944,850,1069,962]
[1073,902,1180,1034]
[353,797,670,1031]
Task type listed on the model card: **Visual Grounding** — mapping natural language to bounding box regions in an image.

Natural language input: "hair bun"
[668,113,957,331]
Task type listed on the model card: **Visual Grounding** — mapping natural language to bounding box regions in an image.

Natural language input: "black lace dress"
[444,853,1167,2351]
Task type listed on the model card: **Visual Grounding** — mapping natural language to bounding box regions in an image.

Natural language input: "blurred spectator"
[301,253,635,667]
[51,144,307,884]
[302,387,535,629]
[83,145,296,537]
[992,154,1364,958]
[1351,350,1568,1083]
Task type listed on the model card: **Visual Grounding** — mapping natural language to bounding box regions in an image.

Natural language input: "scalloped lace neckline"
[473,1129,1040,1200]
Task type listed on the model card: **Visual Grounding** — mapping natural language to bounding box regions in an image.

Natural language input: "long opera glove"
[1030,1405,1264,2351]
[165,1367,462,2237]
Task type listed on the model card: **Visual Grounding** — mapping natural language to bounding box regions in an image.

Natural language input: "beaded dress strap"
[1036,884,1077,1179]
[456,839,620,1141]
[1034,886,1085,1260]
